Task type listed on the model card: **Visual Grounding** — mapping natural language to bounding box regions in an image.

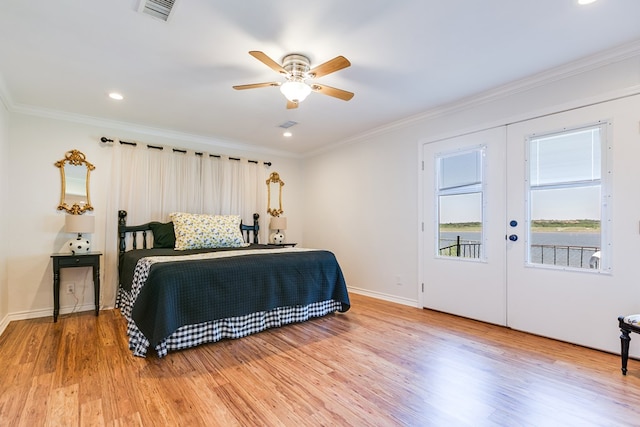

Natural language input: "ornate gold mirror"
[55,149,95,214]
[266,172,284,217]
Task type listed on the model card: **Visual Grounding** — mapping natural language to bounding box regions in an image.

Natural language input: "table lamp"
[269,216,287,244]
[65,214,95,254]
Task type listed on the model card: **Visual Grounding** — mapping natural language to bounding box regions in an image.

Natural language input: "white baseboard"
[4,303,98,324]
[348,286,419,308]
[0,291,416,336]
[0,313,9,336]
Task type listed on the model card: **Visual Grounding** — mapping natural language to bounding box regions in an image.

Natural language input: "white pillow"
[169,212,248,250]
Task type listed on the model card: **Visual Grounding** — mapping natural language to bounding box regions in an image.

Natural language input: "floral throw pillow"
[170,212,248,250]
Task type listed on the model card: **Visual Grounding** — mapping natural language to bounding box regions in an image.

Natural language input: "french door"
[422,127,507,326]
[504,104,614,349]
[422,95,640,352]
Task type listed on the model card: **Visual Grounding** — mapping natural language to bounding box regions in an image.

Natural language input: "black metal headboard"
[117,210,260,256]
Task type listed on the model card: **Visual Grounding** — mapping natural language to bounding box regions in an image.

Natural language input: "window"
[436,147,485,260]
[526,123,609,271]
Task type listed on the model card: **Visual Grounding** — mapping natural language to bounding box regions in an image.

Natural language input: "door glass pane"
[527,127,603,270]
[439,150,481,189]
[438,192,483,258]
[436,147,485,260]
[529,127,601,185]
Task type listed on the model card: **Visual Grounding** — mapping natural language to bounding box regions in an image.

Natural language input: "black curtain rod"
[100,137,271,166]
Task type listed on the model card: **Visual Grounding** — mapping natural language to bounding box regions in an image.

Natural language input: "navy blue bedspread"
[127,249,350,347]
[119,245,267,293]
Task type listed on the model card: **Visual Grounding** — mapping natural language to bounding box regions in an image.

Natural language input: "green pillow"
[149,222,176,249]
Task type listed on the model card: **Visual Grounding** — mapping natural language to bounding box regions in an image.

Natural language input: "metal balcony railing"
[530,244,600,269]
[439,236,481,258]
[439,236,600,269]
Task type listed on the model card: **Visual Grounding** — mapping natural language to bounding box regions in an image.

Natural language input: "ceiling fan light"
[280,81,312,103]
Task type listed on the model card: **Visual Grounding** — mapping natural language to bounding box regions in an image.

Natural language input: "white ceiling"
[2,0,640,156]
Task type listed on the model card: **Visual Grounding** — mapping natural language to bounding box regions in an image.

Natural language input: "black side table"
[50,252,102,322]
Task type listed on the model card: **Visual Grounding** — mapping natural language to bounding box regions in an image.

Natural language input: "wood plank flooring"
[1,293,639,426]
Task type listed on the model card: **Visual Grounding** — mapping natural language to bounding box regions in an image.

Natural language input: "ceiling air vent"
[278,121,298,129]
[138,0,177,22]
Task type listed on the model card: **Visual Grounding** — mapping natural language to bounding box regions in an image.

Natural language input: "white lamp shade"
[280,81,311,103]
[65,214,95,234]
[269,216,287,231]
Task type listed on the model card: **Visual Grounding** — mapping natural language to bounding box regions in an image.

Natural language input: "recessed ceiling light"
[108,92,124,100]
[283,131,292,137]
[578,0,597,5]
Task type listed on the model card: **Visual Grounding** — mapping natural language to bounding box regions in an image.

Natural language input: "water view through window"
[437,148,484,260]
[527,126,603,269]
[435,125,606,270]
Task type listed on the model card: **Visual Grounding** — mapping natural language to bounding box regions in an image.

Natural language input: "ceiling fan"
[233,51,354,109]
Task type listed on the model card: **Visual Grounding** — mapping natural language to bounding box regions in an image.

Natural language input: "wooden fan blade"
[311,84,354,101]
[233,82,280,90]
[286,100,299,109]
[249,51,287,74]
[308,56,351,79]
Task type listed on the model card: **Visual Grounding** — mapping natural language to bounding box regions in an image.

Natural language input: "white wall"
[302,126,420,305]
[302,51,640,353]
[5,113,303,320]
[0,96,9,332]
[3,44,640,357]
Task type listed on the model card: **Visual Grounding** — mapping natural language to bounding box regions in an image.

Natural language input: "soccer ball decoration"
[68,237,91,254]
[270,232,285,244]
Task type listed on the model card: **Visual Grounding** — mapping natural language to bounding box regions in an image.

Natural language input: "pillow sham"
[170,212,248,250]
[149,222,176,249]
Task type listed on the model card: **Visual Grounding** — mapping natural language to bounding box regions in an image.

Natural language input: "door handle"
[508,234,518,242]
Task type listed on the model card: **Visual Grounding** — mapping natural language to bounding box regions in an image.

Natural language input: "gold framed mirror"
[266,172,284,217]
[55,149,95,214]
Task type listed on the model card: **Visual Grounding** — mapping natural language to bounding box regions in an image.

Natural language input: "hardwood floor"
[1,293,639,426]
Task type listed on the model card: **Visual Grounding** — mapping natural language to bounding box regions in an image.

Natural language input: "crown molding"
[0,71,298,158]
[305,39,640,158]
[0,73,12,112]
[4,39,640,160]
[8,102,301,160]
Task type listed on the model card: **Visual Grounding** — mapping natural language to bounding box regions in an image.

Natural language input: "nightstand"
[267,243,297,248]
[50,252,102,322]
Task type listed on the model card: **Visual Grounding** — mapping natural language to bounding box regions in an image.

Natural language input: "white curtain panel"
[103,142,268,307]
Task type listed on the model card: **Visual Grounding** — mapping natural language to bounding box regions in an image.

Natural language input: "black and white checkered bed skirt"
[118,288,343,357]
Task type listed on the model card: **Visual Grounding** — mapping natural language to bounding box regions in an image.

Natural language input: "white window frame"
[524,121,612,273]
[435,145,487,262]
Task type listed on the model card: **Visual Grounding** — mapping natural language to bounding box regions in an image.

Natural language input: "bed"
[116,210,350,357]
